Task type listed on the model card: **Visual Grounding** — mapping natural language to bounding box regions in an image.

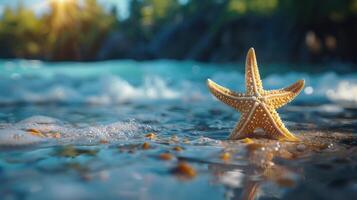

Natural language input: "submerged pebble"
[142,142,151,150]
[99,139,109,144]
[276,178,296,187]
[173,146,183,152]
[145,132,157,139]
[159,153,173,160]
[55,146,99,158]
[173,162,196,179]
[220,152,231,161]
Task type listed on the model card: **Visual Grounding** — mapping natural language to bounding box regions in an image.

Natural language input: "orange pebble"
[159,153,173,160]
[173,146,183,152]
[27,128,45,138]
[246,143,263,152]
[145,133,156,139]
[276,178,295,187]
[174,162,196,178]
[53,132,61,139]
[142,142,150,149]
[45,132,61,139]
[220,152,231,161]
[27,128,41,134]
[241,138,253,144]
[99,139,108,144]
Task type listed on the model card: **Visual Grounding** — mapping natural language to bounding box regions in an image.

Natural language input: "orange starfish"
[207,48,304,141]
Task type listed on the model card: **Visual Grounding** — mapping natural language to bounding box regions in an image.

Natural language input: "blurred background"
[0,0,357,108]
[0,0,356,64]
[2,2,357,199]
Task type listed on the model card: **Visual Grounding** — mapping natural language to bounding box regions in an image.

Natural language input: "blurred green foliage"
[0,5,44,58]
[228,0,278,14]
[126,0,357,38]
[0,0,356,61]
[0,0,117,60]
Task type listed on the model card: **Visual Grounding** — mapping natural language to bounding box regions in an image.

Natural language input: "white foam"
[85,76,180,104]
[1,60,357,107]
[190,136,222,146]
[0,129,45,146]
[212,71,357,107]
[326,80,357,108]
[0,116,153,146]
[0,74,180,105]
[219,169,244,188]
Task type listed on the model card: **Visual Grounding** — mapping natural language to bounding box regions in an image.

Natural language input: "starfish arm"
[207,79,253,112]
[241,181,260,200]
[264,80,305,109]
[260,104,300,141]
[229,103,258,139]
[245,48,264,96]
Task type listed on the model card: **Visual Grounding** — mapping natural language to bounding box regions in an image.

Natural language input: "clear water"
[1,59,357,200]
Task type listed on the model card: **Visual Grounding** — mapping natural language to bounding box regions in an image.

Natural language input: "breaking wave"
[0,59,356,107]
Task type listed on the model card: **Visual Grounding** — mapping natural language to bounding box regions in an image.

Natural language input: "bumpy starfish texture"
[207,48,304,141]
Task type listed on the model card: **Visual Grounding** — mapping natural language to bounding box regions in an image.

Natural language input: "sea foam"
[0,60,356,107]
[0,115,153,147]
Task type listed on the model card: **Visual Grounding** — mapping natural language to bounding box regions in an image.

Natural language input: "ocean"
[0,59,357,199]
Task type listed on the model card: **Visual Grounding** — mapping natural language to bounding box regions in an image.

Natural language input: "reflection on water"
[211,142,303,200]
[210,133,357,200]
[0,103,357,199]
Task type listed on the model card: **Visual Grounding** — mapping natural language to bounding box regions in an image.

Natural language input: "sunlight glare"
[48,0,78,31]
[53,0,73,4]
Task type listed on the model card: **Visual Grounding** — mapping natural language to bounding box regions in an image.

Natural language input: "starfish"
[207,48,304,141]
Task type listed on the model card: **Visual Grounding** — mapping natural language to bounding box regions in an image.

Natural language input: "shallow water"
[1,59,357,200]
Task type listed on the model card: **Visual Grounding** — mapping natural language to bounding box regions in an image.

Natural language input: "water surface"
[1,60,357,200]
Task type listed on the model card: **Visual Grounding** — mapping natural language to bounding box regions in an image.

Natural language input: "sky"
[0,0,130,19]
